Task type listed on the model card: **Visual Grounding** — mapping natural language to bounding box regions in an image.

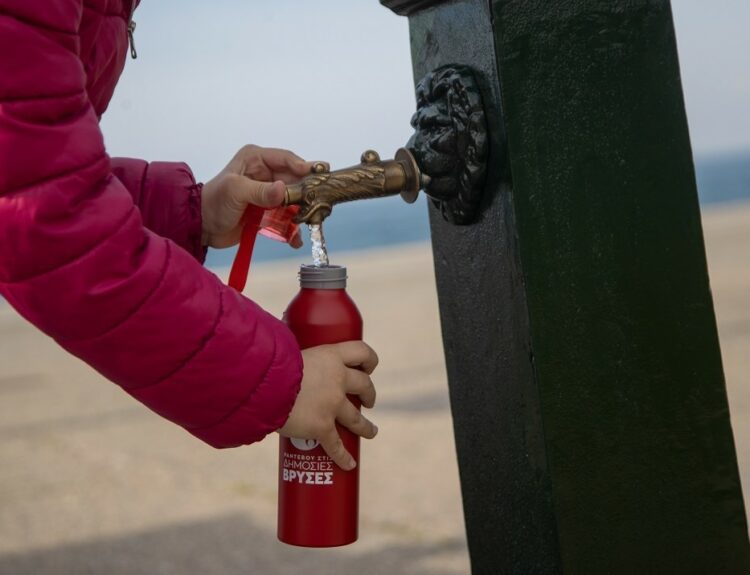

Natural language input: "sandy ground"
[0,202,748,574]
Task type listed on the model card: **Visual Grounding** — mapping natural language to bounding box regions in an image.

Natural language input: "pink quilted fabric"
[0,0,303,447]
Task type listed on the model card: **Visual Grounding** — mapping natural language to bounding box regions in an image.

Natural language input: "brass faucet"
[282,64,489,226]
[283,148,429,226]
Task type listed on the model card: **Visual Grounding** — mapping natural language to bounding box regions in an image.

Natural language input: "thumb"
[239,178,286,209]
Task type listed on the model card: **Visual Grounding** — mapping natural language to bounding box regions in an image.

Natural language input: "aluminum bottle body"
[277,266,363,547]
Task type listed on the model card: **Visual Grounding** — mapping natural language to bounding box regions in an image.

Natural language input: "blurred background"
[1,1,749,574]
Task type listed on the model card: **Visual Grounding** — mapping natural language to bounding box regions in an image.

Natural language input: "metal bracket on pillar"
[408,65,489,225]
[383,1,490,225]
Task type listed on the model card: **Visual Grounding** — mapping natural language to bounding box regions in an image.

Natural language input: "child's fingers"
[272,160,328,182]
[345,367,376,408]
[337,400,378,440]
[235,176,285,208]
[335,341,379,374]
[318,426,356,471]
[257,147,316,177]
[273,172,306,184]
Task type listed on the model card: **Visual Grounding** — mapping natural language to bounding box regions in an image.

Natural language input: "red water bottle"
[278,264,363,547]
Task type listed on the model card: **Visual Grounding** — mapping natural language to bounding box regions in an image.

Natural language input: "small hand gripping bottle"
[278,264,363,547]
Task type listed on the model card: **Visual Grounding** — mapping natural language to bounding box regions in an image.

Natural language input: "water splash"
[308,223,329,267]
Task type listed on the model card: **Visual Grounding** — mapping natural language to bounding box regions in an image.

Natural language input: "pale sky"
[102,1,416,183]
[101,0,750,185]
[672,0,750,156]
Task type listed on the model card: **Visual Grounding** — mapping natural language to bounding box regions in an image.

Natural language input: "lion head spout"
[408,65,488,225]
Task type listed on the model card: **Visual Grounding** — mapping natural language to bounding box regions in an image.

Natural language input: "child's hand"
[201,145,324,248]
[278,341,379,470]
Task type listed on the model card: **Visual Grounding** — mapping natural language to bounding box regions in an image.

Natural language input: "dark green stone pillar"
[382,1,750,573]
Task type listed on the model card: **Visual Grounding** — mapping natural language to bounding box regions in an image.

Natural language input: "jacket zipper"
[128,0,138,59]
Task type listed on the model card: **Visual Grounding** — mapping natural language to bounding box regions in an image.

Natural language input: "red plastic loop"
[228,206,264,292]
[227,205,302,292]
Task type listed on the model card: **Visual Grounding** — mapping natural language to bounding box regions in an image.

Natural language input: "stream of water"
[309,223,329,267]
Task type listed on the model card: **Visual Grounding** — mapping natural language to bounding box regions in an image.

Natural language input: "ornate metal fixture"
[283,65,488,225]
[284,148,424,226]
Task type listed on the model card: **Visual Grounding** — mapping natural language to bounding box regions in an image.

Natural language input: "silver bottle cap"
[298,264,347,289]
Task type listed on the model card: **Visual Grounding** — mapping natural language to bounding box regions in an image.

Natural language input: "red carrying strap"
[228,206,264,292]
[227,204,302,292]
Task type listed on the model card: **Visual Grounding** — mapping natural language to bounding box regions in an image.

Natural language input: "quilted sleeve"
[110,157,207,263]
[0,0,303,447]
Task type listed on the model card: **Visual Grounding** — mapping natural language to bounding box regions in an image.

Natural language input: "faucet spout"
[283,148,425,225]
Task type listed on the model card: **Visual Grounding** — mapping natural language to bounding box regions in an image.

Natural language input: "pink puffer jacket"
[0,0,303,447]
